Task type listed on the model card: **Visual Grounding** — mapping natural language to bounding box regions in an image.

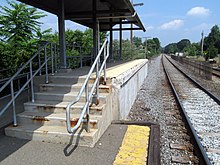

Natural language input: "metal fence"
[171,55,212,80]
[0,41,57,126]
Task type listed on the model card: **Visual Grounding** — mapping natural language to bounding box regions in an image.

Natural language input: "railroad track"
[213,68,220,77]
[161,69,199,164]
[162,55,220,165]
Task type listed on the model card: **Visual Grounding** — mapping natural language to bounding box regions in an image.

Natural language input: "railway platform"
[0,121,160,165]
[1,59,161,165]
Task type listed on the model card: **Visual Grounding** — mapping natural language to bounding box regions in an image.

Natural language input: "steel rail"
[212,67,220,78]
[162,55,211,165]
[165,55,220,105]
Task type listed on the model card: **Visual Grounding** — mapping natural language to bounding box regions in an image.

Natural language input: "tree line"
[113,36,161,60]
[0,1,105,78]
[0,1,162,79]
[164,25,220,60]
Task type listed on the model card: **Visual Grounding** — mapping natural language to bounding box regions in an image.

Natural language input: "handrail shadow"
[63,127,84,157]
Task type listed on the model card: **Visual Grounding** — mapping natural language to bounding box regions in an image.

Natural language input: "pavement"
[0,124,127,165]
[0,122,155,165]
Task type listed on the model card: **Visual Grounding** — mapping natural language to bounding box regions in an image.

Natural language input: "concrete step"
[24,101,105,115]
[56,67,90,74]
[5,124,99,147]
[17,111,101,129]
[48,75,95,84]
[39,83,111,94]
[34,92,109,103]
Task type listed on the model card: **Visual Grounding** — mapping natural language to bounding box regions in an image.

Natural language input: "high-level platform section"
[4,59,148,147]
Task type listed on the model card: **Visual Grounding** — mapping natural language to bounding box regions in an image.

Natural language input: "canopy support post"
[58,0,67,68]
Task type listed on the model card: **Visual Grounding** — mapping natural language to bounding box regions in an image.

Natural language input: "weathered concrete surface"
[0,90,29,128]
[0,124,127,165]
[110,59,148,119]
[0,74,47,128]
[2,59,148,147]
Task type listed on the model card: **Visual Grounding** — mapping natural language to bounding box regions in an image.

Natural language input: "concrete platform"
[0,122,160,165]
[3,59,148,148]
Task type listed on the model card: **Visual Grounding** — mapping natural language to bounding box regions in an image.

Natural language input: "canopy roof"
[17,0,145,32]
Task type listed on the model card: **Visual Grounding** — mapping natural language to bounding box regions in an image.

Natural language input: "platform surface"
[106,59,148,78]
[0,123,156,165]
[56,59,148,78]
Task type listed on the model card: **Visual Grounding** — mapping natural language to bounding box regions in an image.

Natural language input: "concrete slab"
[17,111,101,128]
[24,101,105,115]
[52,59,147,79]
[106,59,148,78]
[2,59,149,150]
[5,124,98,147]
[0,124,127,165]
[0,122,160,165]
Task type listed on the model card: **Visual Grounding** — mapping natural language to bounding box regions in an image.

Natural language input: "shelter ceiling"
[17,0,145,31]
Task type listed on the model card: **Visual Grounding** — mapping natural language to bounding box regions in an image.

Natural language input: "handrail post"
[54,44,58,73]
[30,61,35,102]
[51,43,54,75]
[95,57,99,104]
[45,46,49,83]
[80,46,83,68]
[38,47,42,76]
[27,74,30,102]
[85,83,90,132]
[10,81,17,126]
[104,44,107,84]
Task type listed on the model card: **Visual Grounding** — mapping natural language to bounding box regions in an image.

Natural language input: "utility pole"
[201,31,204,56]
[143,36,151,59]
[130,1,144,49]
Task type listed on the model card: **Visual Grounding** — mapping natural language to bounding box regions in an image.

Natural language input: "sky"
[0,0,220,47]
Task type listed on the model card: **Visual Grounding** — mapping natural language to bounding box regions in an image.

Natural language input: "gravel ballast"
[128,55,171,164]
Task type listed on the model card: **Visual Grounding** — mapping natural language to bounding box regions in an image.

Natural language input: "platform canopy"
[17,0,145,32]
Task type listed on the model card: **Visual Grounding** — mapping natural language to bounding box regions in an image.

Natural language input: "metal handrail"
[0,42,57,126]
[66,39,109,133]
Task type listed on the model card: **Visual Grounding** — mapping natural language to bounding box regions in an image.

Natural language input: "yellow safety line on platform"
[113,125,150,165]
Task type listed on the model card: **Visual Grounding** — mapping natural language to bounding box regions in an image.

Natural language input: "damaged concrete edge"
[112,120,161,165]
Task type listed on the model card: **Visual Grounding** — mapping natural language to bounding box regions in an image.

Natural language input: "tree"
[153,38,161,52]
[0,1,46,44]
[36,28,53,41]
[207,44,218,60]
[143,38,161,57]
[204,25,220,59]
[177,39,191,52]
[183,43,199,56]
[133,36,142,48]
[164,43,178,54]
[0,1,46,76]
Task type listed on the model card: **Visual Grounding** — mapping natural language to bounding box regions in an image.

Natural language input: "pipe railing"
[0,41,57,126]
[66,39,109,133]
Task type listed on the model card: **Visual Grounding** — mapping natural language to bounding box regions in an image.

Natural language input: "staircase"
[5,70,112,147]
